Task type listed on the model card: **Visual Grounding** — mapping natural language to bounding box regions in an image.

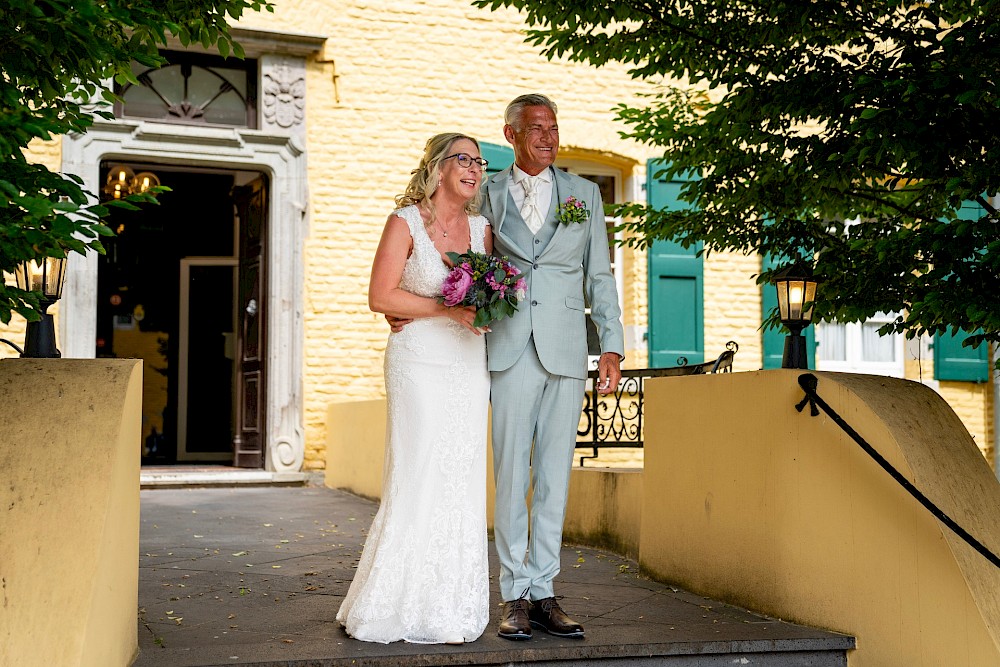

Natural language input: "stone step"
[135,487,853,667]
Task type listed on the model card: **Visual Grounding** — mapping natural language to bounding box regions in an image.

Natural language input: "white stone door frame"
[61,120,308,473]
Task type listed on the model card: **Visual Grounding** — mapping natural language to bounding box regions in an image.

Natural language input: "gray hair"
[504,93,558,129]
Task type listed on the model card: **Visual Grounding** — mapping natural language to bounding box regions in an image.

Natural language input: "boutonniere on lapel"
[556,196,589,225]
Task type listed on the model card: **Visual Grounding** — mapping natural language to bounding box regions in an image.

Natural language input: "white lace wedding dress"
[336,205,491,644]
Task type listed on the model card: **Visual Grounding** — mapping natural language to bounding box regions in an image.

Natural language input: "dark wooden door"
[232,175,268,467]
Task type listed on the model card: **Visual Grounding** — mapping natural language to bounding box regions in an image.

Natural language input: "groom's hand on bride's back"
[385,314,413,332]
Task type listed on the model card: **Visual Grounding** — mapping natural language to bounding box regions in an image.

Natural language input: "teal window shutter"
[479,142,513,175]
[934,330,989,382]
[647,160,704,366]
[933,199,989,382]
[760,254,816,369]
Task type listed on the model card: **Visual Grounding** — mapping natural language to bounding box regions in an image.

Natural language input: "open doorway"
[97,163,264,465]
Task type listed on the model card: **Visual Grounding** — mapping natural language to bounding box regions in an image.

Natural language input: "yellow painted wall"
[324,368,1000,666]
[326,398,642,553]
[641,370,1000,667]
[325,400,387,501]
[0,359,143,667]
[564,467,643,560]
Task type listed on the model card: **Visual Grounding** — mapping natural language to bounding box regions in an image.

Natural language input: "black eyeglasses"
[444,153,488,169]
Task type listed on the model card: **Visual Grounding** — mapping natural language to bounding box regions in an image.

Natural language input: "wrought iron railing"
[576,341,738,465]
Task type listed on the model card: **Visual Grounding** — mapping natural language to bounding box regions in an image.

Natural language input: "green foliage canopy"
[0,0,271,324]
[474,0,1000,349]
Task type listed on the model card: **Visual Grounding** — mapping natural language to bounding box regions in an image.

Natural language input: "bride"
[336,133,492,644]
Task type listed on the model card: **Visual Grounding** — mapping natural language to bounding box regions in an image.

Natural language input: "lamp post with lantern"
[9,256,68,358]
[772,261,821,370]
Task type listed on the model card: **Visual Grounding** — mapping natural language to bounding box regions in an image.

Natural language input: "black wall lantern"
[772,261,820,369]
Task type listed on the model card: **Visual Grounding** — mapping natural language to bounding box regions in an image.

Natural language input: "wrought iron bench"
[577,341,739,465]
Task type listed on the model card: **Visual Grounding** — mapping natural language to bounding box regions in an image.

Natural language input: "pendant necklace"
[435,212,463,238]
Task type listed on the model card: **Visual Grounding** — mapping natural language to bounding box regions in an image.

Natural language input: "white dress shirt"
[509,164,553,231]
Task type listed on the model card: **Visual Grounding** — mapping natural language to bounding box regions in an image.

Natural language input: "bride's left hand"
[446,305,481,334]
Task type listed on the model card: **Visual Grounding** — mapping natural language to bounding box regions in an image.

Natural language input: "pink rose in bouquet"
[440,250,526,328]
[442,265,474,306]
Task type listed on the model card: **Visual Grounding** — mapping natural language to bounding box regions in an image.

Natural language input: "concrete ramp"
[642,369,1000,667]
[0,359,143,667]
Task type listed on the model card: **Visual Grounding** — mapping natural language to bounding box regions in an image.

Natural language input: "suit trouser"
[490,336,586,602]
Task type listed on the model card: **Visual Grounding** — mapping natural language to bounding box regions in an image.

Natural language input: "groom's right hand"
[386,315,412,332]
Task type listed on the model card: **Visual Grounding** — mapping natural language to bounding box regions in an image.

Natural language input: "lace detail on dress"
[396,204,489,298]
[336,204,490,644]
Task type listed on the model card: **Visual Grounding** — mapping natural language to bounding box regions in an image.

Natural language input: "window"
[816,313,904,377]
[115,51,257,128]
[557,160,625,368]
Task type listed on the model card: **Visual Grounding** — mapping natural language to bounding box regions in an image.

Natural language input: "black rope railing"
[795,373,1000,570]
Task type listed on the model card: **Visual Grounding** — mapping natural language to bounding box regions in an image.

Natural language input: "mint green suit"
[483,166,624,601]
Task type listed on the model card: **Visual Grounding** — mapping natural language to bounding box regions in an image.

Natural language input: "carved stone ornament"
[262,65,306,129]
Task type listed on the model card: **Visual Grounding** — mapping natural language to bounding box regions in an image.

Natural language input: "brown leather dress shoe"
[497,598,532,640]
[528,597,585,638]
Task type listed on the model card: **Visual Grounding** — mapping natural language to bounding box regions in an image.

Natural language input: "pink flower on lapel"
[556,196,589,225]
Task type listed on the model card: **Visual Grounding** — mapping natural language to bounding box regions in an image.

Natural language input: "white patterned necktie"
[520,176,543,234]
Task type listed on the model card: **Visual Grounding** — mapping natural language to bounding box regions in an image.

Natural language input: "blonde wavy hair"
[395,132,484,225]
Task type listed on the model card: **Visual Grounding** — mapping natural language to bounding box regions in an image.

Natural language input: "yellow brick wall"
[24,138,61,171]
[938,381,994,467]
[704,250,765,373]
[902,349,995,467]
[236,0,664,467]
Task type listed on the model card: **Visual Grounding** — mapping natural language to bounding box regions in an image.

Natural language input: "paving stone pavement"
[134,486,853,667]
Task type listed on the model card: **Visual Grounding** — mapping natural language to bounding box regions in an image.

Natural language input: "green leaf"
[104,199,142,211]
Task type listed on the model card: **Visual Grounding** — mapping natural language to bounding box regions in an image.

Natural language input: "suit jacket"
[482,166,625,380]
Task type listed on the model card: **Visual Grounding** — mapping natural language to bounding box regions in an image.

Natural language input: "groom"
[483,94,624,640]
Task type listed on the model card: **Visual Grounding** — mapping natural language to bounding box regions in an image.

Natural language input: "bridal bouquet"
[440,251,527,328]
